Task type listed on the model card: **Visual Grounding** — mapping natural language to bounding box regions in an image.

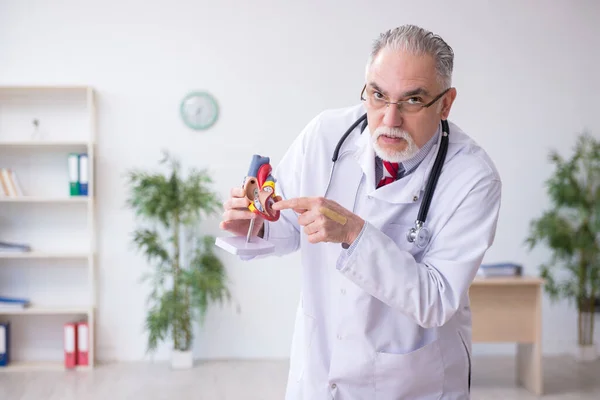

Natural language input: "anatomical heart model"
[243,155,282,222]
[215,154,280,257]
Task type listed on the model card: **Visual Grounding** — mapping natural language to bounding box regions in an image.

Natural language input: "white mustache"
[371,126,419,163]
[374,127,410,139]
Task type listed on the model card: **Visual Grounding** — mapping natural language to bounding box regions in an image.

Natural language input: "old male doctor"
[221,24,502,399]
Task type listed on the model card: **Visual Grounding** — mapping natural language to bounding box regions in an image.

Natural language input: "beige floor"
[0,355,599,399]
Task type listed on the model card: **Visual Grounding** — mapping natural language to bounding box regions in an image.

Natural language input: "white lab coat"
[260,103,502,399]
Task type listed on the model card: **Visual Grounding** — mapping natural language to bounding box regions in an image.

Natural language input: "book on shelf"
[0,153,89,198]
[0,321,9,367]
[477,262,523,277]
[0,168,23,197]
[68,152,88,196]
[0,320,89,369]
[65,321,89,368]
[0,296,30,310]
[76,321,89,366]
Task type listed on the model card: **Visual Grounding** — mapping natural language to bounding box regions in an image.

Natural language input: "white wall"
[0,0,599,362]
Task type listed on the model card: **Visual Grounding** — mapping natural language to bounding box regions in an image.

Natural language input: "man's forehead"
[366,51,438,96]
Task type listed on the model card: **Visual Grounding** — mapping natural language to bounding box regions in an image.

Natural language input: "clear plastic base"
[215,236,275,257]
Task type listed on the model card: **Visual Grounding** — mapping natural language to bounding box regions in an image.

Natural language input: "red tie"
[377,160,399,188]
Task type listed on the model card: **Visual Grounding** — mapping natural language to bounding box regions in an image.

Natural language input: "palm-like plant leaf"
[125,150,230,354]
[184,235,231,323]
[526,132,600,346]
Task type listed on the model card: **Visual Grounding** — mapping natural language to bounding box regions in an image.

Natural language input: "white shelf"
[0,252,90,260]
[0,306,91,315]
[0,361,91,372]
[0,85,92,92]
[0,196,90,203]
[0,140,91,149]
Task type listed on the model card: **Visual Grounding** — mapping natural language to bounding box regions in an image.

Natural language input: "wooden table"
[469,276,544,396]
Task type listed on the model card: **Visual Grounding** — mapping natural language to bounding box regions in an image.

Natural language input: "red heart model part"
[256,163,272,188]
[243,175,281,222]
[258,188,281,221]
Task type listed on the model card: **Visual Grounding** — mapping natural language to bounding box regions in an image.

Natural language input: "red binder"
[64,323,77,369]
[76,322,89,366]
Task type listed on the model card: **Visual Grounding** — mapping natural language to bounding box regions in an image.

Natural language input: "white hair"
[366,25,454,89]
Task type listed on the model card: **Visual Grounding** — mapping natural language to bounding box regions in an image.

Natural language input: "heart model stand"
[215,154,282,258]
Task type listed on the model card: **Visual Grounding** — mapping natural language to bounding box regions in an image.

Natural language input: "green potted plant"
[526,132,600,362]
[125,150,231,369]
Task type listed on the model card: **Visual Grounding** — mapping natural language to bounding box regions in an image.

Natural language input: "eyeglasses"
[360,85,451,113]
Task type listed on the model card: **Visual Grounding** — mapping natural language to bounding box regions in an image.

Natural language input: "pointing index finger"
[272,197,312,211]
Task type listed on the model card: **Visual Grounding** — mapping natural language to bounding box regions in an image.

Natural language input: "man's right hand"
[220,187,265,237]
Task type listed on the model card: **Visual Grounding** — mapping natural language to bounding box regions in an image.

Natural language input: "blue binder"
[0,296,29,304]
[78,153,89,196]
[0,321,9,366]
[0,296,30,308]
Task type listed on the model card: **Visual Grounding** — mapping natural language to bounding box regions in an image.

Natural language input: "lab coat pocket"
[457,330,471,392]
[290,311,318,383]
[374,339,444,399]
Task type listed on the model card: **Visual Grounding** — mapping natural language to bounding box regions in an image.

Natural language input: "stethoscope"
[330,113,450,249]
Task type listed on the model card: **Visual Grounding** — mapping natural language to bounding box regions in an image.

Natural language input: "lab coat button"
[340,288,346,295]
[337,334,342,340]
[331,383,337,389]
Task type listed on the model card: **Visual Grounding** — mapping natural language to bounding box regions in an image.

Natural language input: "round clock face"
[180,91,219,130]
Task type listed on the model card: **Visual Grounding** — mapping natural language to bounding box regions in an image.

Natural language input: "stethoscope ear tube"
[332,112,368,162]
[416,119,450,223]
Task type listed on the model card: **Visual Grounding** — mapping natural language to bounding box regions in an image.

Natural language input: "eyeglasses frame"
[360,84,451,112]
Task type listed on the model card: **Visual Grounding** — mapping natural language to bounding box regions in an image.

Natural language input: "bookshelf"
[0,252,90,260]
[0,197,91,204]
[0,85,96,371]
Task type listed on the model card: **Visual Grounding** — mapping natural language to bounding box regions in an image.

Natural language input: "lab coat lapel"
[324,130,367,213]
[353,131,376,193]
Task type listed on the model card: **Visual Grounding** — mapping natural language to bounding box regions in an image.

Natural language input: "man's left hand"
[272,197,365,245]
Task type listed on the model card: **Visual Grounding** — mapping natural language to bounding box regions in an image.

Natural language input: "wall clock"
[180,91,219,131]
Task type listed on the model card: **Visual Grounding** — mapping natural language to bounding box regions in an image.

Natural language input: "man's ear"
[439,88,457,120]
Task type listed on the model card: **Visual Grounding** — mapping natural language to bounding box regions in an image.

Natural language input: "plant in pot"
[526,132,600,362]
[125,150,231,369]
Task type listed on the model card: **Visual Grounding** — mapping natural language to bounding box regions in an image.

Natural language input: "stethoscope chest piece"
[406,220,431,249]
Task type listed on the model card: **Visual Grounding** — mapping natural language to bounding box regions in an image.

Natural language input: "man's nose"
[382,103,403,127]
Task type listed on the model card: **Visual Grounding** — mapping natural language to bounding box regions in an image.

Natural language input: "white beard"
[371,126,419,163]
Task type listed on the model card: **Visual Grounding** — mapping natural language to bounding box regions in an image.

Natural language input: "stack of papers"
[0,241,31,253]
[0,296,30,310]
[478,262,523,277]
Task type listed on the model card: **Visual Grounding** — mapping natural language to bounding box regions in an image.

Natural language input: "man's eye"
[373,92,385,100]
[407,97,422,104]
